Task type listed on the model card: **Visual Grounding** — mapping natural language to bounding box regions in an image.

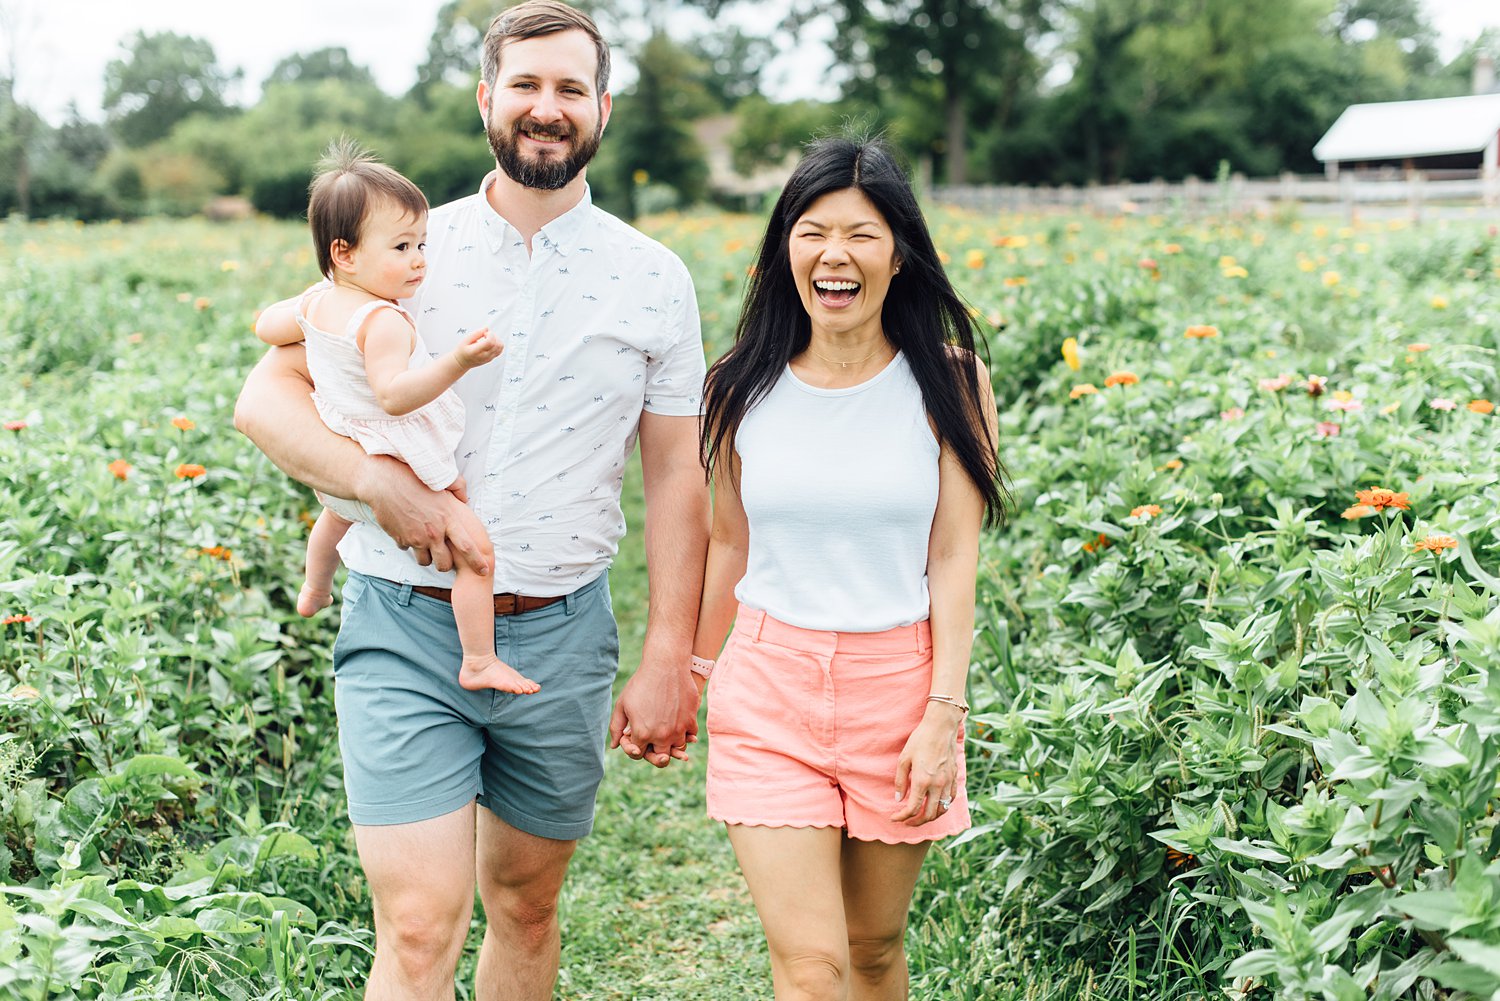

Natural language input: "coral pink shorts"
[706,605,969,844]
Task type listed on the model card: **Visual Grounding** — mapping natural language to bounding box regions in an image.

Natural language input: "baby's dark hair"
[307,138,428,279]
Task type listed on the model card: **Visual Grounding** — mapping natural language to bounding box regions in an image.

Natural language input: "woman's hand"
[891,703,964,826]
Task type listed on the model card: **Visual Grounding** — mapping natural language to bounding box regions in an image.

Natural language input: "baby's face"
[349,202,428,300]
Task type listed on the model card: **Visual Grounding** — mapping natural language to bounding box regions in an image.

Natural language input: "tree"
[265,48,376,88]
[595,31,714,215]
[103,31,239,147]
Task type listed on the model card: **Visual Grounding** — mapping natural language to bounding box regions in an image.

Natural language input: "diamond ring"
[939,797,953,811]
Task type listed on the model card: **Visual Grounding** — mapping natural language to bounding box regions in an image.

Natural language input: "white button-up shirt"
[338,176,706,595]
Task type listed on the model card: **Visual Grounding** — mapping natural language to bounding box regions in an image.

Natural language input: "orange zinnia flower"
[1354,487,1410,511]
[174,463,207,479]
[1184,325,1219,339]
[1469,400,1495,414]
[1341,504,1376,520]
[108,459,132,480]
[3,420,25,431]
[1407,343,1431,353]
[1130,504,1163,519]
[171,417,195,431]
[1413,535,1458,553]
[1081,533,1111,554]
[1070,383,1098,399]
[198,545,234,561]
[966,250,986,270]
[2,614,32,625]
[1105,371,1140,388]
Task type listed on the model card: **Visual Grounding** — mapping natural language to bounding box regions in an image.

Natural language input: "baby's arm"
[362,312,503,417]
[254,295,307,347]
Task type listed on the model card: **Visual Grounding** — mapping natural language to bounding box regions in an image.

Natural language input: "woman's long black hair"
[702,134,1008,525]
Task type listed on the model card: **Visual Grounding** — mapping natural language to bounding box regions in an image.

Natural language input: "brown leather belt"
[410,586,564,616]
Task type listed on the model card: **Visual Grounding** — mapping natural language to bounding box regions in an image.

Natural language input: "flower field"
[2,205,1498,999]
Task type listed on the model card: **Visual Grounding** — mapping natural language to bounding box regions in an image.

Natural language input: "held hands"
[891,703,964,826]
[454,328,504,370]
[609,656,702,768]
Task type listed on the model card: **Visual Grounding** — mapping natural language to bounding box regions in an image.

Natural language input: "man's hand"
[609,659,700,768]
[355,456,490,575]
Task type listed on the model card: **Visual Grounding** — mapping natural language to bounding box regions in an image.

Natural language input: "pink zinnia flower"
[1315,421,1341,438]
[1259,374,1294,392]
[1429,398,1457,412]
[1326,398,1363,413]
[1220,407,1245,421]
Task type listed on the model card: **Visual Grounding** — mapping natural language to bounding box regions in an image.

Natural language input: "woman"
[692,135,1006,1000]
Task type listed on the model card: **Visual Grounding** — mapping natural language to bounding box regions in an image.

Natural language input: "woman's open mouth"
[814,279,860,307]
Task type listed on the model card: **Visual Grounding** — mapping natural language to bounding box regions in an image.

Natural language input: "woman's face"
[787,187,900,342]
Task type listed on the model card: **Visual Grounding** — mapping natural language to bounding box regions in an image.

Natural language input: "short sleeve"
[642,258,707,417]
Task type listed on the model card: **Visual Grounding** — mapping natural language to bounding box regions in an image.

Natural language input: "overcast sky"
[4,0,1497,126]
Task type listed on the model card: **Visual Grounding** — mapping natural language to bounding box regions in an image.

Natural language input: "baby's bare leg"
[299,508,352,617]
[448,502,539,694]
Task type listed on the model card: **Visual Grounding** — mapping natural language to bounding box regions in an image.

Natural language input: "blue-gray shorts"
[331,571,619,839]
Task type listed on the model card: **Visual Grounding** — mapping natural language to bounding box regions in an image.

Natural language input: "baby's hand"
[455,328,504,370]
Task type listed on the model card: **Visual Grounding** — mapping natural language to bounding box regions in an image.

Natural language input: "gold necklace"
[806,341,887,370]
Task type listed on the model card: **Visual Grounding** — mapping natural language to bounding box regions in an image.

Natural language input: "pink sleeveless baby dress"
[298,287,467,495]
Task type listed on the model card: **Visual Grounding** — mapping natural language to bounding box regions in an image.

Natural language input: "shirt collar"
[476,172,594,257]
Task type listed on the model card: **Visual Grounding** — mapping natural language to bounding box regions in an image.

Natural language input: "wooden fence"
[932,170,1500,220]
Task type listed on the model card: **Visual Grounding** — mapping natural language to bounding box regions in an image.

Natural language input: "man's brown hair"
[307,138,428,279]
[481,0,610,97]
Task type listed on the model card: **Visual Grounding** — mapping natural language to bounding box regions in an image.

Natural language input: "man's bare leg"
[473,808,579,1001]
[355,803,478,1001]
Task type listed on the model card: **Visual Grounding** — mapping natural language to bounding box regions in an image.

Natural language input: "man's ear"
[476,79,490,126]
[598,90,612,134]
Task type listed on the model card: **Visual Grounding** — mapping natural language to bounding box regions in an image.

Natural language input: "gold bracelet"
[927,694,970,715]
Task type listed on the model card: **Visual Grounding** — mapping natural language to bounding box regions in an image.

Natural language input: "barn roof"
[1314,93,1500,162]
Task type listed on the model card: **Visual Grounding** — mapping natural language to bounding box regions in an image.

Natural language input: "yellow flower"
[1003,275,1027,287]
[1298,259,1317,272]
[966,249,986,270]
[1430,295,1449,309]
[1061,338,1081,372]
[220,260,239,272]
[1222,265,1248,279]
[1322,271,1341,287]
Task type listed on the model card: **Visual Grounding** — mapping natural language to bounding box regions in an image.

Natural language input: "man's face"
[480,30,610,191]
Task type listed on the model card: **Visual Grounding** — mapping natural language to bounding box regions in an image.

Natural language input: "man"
[234,3,708,997]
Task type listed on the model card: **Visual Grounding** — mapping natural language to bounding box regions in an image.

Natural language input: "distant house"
[1314,55,1500,178]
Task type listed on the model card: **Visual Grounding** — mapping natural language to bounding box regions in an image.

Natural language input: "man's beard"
[488,114,602,191]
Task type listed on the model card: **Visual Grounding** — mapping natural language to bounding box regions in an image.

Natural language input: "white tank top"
[733,352,940,632]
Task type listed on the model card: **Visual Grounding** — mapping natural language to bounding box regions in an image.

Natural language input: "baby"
[255,140,538,695]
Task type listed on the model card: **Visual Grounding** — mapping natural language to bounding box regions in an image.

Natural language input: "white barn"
[1314,56,1500,179]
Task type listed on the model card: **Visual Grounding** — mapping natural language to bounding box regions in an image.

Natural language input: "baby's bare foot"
[459,654,540,694]
[297,584,333,617]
